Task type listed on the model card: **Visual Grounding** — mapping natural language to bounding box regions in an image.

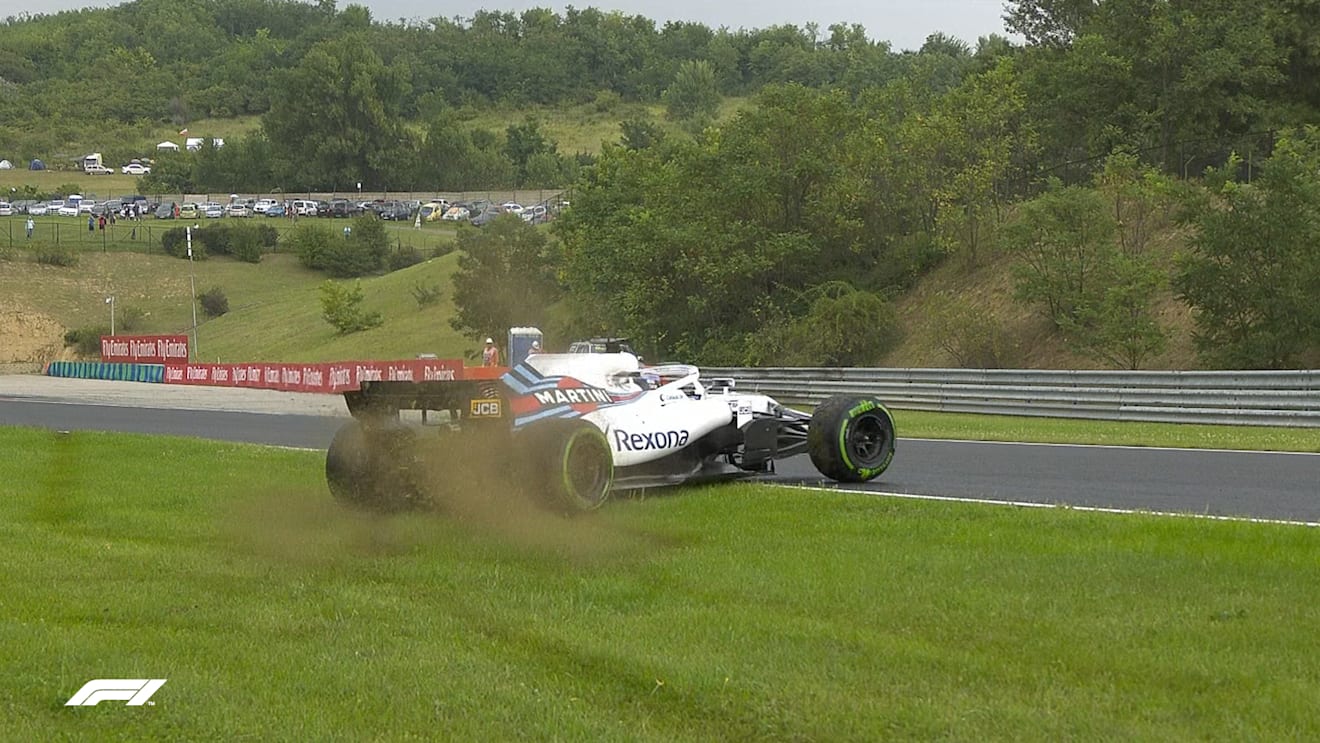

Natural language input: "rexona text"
[613,429,690,451]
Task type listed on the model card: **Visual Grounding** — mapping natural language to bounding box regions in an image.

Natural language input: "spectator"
[25,217,34,239]
[482,337,500,366]
[88,215,95,232]
[528,340,541,355]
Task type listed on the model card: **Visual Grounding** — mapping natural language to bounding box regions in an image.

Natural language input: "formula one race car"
[326,352,895,513]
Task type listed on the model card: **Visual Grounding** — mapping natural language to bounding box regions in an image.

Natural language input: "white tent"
[186,137,203,151]
[0,159,12,170]
[157,140,180,151]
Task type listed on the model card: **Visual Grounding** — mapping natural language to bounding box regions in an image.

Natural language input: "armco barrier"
[702,367,1320,428]
[46,361,166,383]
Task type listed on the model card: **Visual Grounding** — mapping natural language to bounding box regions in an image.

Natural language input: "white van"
[291,199,318,216]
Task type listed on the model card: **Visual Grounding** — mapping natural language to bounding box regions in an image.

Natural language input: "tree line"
[4,0,1318,367]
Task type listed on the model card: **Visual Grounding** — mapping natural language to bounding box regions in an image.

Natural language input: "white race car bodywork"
[518,352,798,476]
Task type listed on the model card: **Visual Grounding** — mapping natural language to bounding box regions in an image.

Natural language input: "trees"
[1174,132,1320,368]
[261,34,412,190]
[1002,183,1117,326]
[449,216,561,341]
[662,59,721,132]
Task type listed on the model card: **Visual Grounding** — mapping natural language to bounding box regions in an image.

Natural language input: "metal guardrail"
[703,368,1320,428]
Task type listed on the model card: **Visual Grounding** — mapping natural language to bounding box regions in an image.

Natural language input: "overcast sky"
[1,0,1011,52]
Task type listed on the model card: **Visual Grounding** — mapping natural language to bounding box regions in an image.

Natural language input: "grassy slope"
[2,427,1319,740]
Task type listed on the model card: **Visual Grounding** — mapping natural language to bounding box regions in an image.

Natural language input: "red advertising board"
[100,335,190,363]
[161,358,466,394]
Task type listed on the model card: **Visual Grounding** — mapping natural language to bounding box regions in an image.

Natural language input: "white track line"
[777,484,1320,528]
[904,437,1320,456]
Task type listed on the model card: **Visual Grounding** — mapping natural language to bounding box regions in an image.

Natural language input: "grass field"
[2,426,1318,740]
[893,410,1320,453]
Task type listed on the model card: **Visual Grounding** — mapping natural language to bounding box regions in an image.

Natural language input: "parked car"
[203,203,224,218]
[155,203,175,219]
[441,205,471,221]
[179,203,200,219]
[328,199,359,218]
[121,163,151,175]
[419,200,450,222]
[520,204,548,224]
[500,202,524,215]
[376,201,411,220]
[226,203,250,218]
[58,203,81,217]
[85,165,114,175]
[316,200,333,217]
[252,198,278,215]
[0,202,12,217]
[266,203,286,217]
[28,203,49,216]
[291,199,318,216]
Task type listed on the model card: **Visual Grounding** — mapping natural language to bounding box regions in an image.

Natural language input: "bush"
[117,306,146,332]
[286,223,335,270]
[161,226,204,259]
[35,244,79,267]
[199,286,229,317]
[162,224,275,262]
[387,245,424,272]
[411,282,443,308]
[319,280,383,334]
[63,325,110,357]
[431,242,455,259]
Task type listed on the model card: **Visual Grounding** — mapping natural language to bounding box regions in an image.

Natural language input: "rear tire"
[807,395,895,483]
[326,419,420,511]
[520,420,615,513]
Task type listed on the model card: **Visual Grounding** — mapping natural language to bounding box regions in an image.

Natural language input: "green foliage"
[410,282,443,309]
[387,245,425,272]
[34,244,79,267]
[929,293,1013,368]
[1174,132,1320,368]
[449,216,560,341]
[286,223,335,270]
[161,224,274,263]
[117,305,146,333]
[199,286,230,317]
[1001,182,1117,327]
[290,216,387,278]
[1062,255,1167,369]
[663,60,721,129]
[261,34,412,190]
[319,280,383,335]
[744,284,901,367]
[62,325,109,357]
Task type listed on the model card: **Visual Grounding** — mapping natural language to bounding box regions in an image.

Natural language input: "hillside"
[1,222,1207,371]
[0,248,484,366]
[880,230,1201,371]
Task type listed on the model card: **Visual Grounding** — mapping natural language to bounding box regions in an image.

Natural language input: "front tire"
[807,395,895,483]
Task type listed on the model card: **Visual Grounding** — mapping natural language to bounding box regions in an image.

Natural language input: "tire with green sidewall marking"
[807,395,895,483]
[520,419,615,513]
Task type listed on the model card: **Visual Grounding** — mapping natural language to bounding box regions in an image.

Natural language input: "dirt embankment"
[0,302,66,364]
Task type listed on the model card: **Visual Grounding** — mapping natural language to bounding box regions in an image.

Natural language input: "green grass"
[893,410,1320,452]
[2,426,1319,740]
[0,237,480,362]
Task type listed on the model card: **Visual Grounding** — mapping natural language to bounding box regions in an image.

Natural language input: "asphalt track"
[2,389,1316,523]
